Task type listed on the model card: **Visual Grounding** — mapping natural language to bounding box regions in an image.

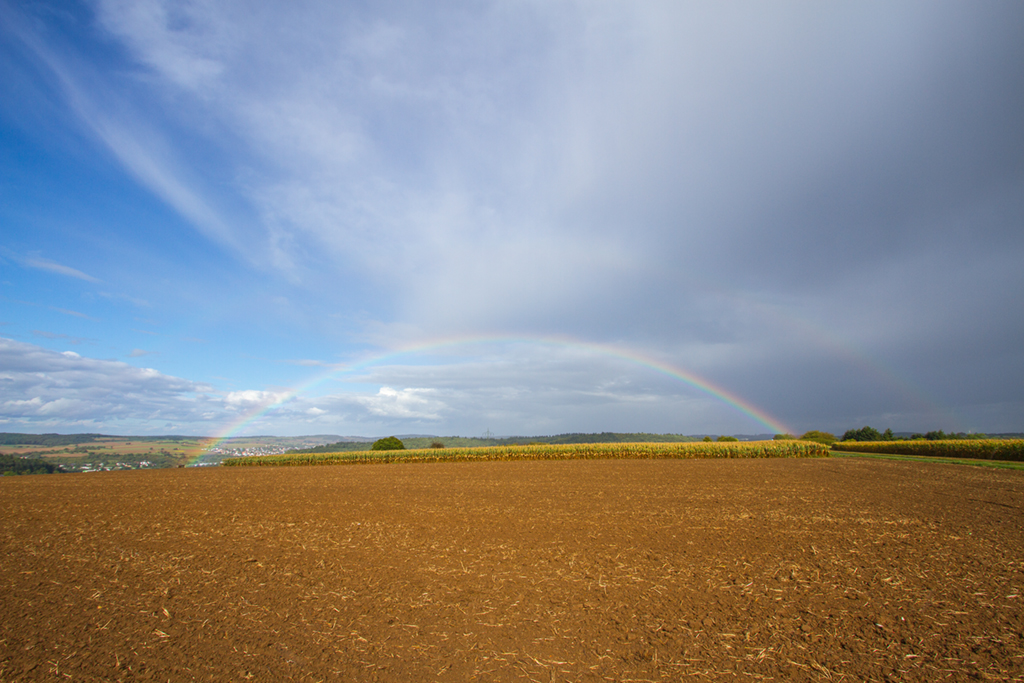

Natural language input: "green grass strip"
[221,440,830,467]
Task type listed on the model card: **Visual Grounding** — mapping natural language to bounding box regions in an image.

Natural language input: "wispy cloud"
[31,330,91,345]
[50,307,98,321]
[0,246,99,282]
[99,292,151,307]
[23,257,100,282]
[3,6,245,257]
[280,359,337,367]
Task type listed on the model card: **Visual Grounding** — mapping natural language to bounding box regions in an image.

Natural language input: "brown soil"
[2,457,1023,682]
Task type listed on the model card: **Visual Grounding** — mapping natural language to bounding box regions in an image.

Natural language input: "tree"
[881,428,895,441]
[702,436,713,442]
[371,436,405,451]
[430,441,445,449]
[800,431,836,446]
[841,426,881,442]
[716,436,739,442]
[773,433,796,440]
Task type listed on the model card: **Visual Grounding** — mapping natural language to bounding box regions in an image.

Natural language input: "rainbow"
[193,335,792,463]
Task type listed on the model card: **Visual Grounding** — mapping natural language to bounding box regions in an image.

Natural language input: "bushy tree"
[702,436,713,442]
[0,454,60,475]
[800,430,836,445]
[371,436,405,451]
[773,433,796,440]
[841,426,881,442]
[430,441,445,449]
[716,436,739,442]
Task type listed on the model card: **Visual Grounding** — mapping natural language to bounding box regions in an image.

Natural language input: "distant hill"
[0,432,227,445]
[0,433,107,446]
[288,432,703,454]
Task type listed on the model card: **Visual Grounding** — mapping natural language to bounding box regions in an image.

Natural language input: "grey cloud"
[72,2,1024,317]
[336,343,776,435]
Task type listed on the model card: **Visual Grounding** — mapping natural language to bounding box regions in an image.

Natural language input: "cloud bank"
[0,1,1021,435]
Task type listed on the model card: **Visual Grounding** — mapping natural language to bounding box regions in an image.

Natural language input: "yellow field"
[223,439,831,467]
[833,439,1024,461]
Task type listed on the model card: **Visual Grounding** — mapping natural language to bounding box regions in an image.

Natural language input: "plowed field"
[2,457,1023,681]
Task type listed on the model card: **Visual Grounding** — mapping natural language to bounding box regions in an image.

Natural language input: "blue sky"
[2,1,1023,438]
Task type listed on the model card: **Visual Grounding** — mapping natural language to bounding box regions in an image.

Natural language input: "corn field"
[833,439,1024,462]
[221,440,830,467]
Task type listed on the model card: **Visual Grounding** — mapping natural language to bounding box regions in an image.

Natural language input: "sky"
[1,1,1023,439]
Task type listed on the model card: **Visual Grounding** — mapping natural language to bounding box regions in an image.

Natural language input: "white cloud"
[0,339,207,431]
[0,340,449,434]
[357,387,443,420]
[224,389,290,408]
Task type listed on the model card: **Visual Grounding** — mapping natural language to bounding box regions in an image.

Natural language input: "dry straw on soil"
[2,457,1023,681]
[222,440,830,467]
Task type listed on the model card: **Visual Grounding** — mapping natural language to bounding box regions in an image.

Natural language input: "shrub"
[371,436,406,451]
[800,430,836,446]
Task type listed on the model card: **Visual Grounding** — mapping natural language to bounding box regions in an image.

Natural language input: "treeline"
[0,433,200,446]
[841,426,989,442]
[0,454,61,475]
[0,433,105,446]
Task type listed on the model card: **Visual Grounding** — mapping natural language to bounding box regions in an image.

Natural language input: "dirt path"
[2,457,1023,681]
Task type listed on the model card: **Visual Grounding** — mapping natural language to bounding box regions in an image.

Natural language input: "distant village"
[64,460,154,473]
[197,443,292,464]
